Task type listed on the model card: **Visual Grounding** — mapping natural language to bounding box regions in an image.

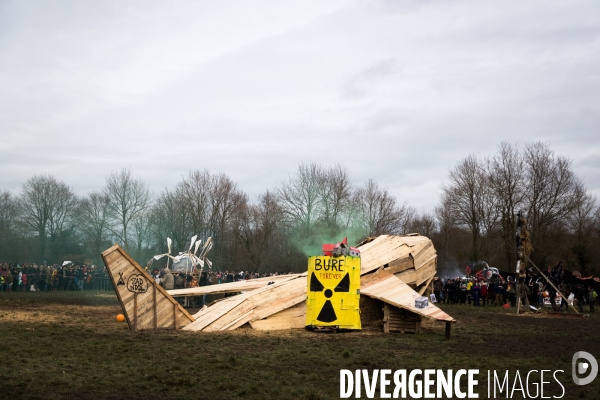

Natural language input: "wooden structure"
[358,234,438,294]
[383,304,422,334]
[101,244,194,331]
[102,234,455,336]
[183,274,307,332]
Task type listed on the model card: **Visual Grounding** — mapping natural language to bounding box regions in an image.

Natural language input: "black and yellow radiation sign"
[306,256,361,330]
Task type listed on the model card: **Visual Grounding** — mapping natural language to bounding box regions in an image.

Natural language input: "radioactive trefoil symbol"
[310,272,350,323]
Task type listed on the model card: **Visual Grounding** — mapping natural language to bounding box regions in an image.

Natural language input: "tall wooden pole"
[525,255,579,315]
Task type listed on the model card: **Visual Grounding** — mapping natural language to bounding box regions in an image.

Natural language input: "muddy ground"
[0,291,598,399]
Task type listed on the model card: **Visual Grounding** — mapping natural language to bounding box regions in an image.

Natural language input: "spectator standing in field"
[39,266,47,292]
[63,267,71,291]
[6,271,12,292]
[575,285,585,313]
[494,281,503,306]
[472,281,481,306]
[433,277,442,303]
[446,279,455,304]
[199,271,209,307]
[161,268,174,290]
[508,282,516,307]
[52,269,59,291]
[480,281,488,306]
[174,272,185,289]
[77,267,85,291]
[22,271,27,292]
[466,279,473,305]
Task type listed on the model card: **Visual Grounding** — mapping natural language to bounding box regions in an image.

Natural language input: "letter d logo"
[572,351,598,386]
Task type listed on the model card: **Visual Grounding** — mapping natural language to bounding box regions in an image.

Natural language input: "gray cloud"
[1,0,599,213]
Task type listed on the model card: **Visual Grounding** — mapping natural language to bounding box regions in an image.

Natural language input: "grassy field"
[0,291,598,399]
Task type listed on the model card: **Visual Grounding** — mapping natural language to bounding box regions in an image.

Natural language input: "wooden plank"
[153,284,157,330]
[185,276,307,332]
[167,274,299,297]
[419,275,435,295]
[250,303,306,331]
[386,256,414,274]
[101,244,194,331]
[362,274,455,323]
[183,295,249,331]
[384,303,390,333]
[173,303,178,330]
[133,293,138,332]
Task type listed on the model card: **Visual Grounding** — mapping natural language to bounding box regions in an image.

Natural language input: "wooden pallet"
[383,303,422,334]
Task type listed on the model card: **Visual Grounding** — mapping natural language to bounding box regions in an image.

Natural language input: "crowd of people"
[0,262,112,292]
[149,268,290,307]
[151,268,282,290]
[433,275,597,312]
[0,261,293,296]
[3,260,597,313]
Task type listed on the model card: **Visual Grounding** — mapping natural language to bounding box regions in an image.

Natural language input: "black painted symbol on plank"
[317,300,337,322]
[310,272,324,291]
[117,272,125,286]
[334,273,350,293]
[309,272,352,323]
[127,274,147,293]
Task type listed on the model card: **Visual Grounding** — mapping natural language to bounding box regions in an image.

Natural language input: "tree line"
[1,142,598,276]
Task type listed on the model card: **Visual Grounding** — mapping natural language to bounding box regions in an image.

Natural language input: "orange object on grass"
[116,314,125,322]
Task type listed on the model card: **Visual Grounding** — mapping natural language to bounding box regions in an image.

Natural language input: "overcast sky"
[1,0,599,213]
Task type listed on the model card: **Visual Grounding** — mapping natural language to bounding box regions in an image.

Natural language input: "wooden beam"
[445,322,451,340]
[133,293,138,332]
[525,255,579,315]
[153,283,157,331]
[173,303,178,330]
[383,303,390,333]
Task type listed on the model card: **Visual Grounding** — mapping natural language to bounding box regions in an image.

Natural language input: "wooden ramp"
[167,274,299,297]
[101,244,194,331]
[183,273,307,332]
[361,274,455,323]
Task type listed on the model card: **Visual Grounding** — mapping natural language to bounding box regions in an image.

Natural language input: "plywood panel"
[185,275,307,332]
[101,244,194,331]
[167,274,298,297]
[361,274,454,322]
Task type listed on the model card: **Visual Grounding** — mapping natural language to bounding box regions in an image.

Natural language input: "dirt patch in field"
[0,292,598,399]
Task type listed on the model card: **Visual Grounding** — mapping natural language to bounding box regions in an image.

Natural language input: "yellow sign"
[305,256,361,330]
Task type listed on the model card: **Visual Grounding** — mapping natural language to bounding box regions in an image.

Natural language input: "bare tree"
[523,142,585,265]
[150,189,190,255]
[179,170,213,241]
[19,175,78,261]
[440,155,498,263]
[354,179,412,236]
[407,211,437,238]
[488,142,526,270]
[131,210,153,263]
[103,168,151,251]
[0,190,20,257]
[209,173,248,270]
[78,191,112,258]
[236,190,283,272]
[318,164,354,231]
[150,170,247,270]
[567,190,596,274]
[276,163,325,237]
